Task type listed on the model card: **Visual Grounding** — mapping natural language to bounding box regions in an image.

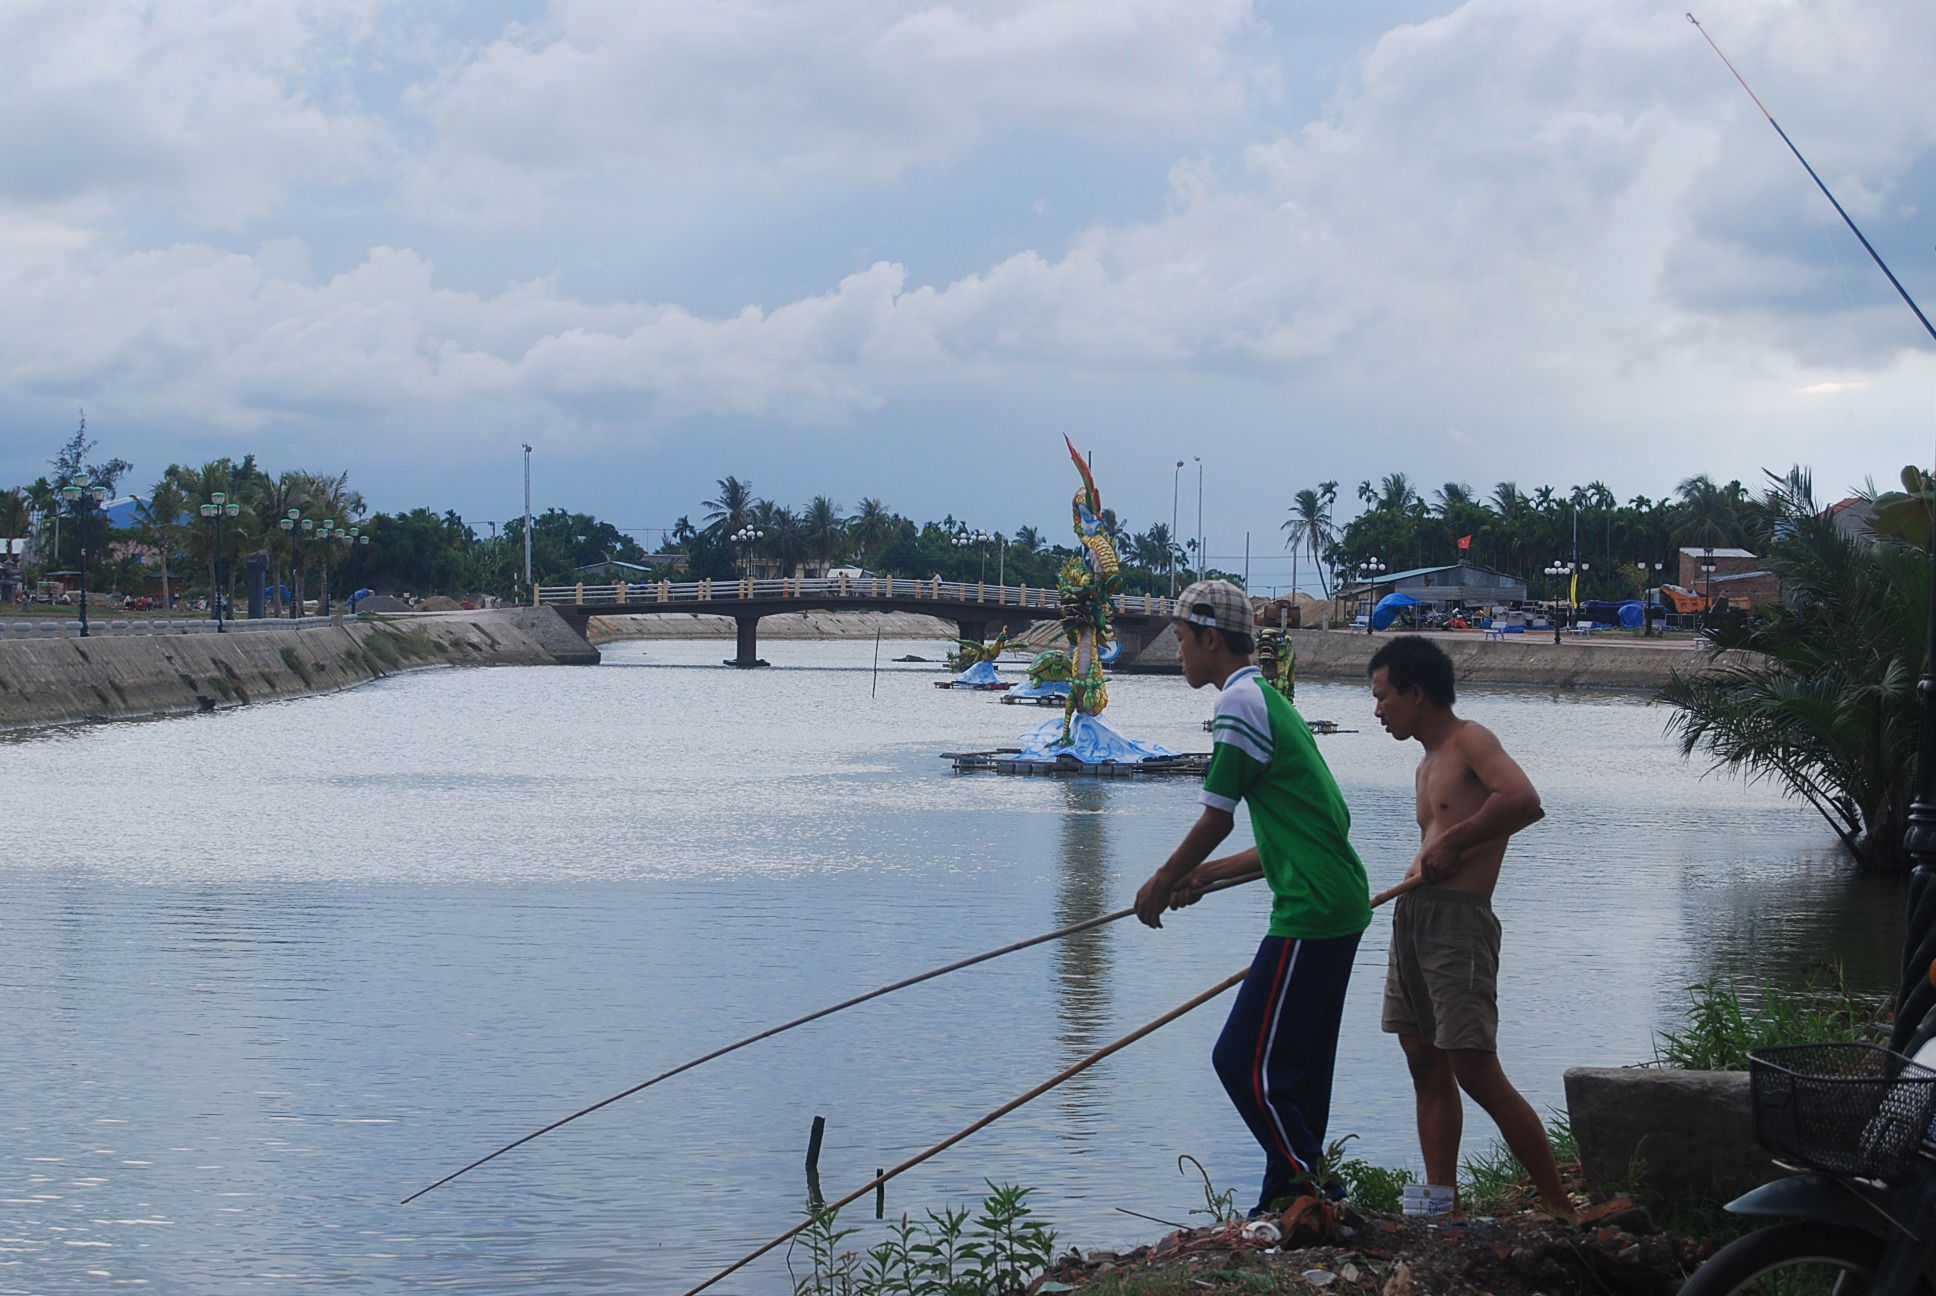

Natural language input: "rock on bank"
[0,608,595,732]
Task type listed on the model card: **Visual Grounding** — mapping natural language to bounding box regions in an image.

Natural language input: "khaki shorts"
[1380,888,1501,1052]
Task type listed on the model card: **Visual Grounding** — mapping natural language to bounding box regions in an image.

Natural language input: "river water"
[0,637,1903,1294]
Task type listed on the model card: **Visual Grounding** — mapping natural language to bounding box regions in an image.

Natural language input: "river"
[0,636,1902,1293]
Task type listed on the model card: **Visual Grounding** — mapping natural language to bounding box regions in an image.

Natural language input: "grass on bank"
[1651,966,1891,1071]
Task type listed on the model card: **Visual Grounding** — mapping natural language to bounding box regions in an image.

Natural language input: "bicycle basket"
[1748,1043,1936,1179]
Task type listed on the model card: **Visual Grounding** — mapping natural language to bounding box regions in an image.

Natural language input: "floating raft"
[1201,717,1356,734]
[934,680,1009,691]
[943,748,1213,777]
[998,693,1066,707]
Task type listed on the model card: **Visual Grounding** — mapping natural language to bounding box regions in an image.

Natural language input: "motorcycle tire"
[1680,1221,1890,1296]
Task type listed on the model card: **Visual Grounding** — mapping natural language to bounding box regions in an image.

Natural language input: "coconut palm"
[1433,482,1476,515]
[846,497,893,569]
[1281,481,1339,598]
[703,476,758,538]
[1663,467,1926,871]
[801,495,845,573]
[133,477,192,608]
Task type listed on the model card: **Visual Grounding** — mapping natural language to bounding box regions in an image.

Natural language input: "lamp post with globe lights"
[731,526,765,582]
[197,492,242,631]
[1361,556,1387,634]
[59,474,109,637]
[954,528,992,582]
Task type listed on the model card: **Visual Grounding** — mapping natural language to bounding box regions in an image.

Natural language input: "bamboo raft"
[942,748,1212,777]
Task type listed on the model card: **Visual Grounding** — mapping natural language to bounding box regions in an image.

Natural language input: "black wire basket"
[1749,1043,1936,1179]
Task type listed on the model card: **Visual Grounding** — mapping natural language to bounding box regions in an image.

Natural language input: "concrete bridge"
[536,576,1179,667]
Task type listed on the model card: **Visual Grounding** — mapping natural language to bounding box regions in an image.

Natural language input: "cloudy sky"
[4,0,1933,587]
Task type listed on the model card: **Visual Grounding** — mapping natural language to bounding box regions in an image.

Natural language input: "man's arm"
[1416,723,1544,881]
[1136,808,1235,927]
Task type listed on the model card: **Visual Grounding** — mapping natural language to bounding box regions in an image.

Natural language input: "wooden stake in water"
[871,628,882,698]
[677,968,1251,1296]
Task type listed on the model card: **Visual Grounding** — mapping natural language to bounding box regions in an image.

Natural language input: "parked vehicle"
[1678,1042,1936,1296]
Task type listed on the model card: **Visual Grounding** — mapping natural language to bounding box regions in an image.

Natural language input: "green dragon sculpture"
[1054,437,1124,744]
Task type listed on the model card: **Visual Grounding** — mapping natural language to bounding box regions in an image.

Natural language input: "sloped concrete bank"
[0,608,595,733]
[1119,625,1713,690]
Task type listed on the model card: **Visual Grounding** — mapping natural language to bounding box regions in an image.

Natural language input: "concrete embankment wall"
[1121,625,1712,691]
[0,607,595,733]
[586,610,958,643]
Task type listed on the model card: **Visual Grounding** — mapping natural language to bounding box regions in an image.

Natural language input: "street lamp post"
[1699,546,1718,620]
[1543,560,1588,642]
[954,529,991,582]
[197,492,242,631]
[1362,556,1387,634]
[279,510,315,616]
[1634,559,1663,634]
[1194,455,1204,582]
[731,526,765,581]
[1170,459,1184,596]
[59,473,109,637]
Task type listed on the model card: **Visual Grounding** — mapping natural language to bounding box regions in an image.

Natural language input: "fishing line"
[404,871,1274,1203]
[1686,12,1936,347]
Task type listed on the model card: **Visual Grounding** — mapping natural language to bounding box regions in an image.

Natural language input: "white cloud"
[0,1,397,226]
[4,0,1935,522]
[408,0,1269,215]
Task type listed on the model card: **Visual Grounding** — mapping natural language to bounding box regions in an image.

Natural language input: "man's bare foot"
[1539,1197,1580,1225]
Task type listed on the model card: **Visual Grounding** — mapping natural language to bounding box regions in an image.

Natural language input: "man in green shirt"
[1137,580,1371,1216]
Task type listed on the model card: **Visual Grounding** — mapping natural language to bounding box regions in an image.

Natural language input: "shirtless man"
[1367,635,1573,1218]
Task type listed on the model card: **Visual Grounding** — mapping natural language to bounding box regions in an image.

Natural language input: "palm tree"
[1663,467,1926,871]
[133,477,192,608]
[847,498,893,570]
[1376,473,1420,515]
[801,495,845,573]
[1433,482,1476,515]
[1281,481,1339,598]
[703,476,758,538]
[1012,525,1043,554]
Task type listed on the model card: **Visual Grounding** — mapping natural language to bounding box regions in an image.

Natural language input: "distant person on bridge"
[1135,579,1371,1222]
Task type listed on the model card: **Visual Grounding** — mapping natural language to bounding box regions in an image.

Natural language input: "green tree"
[132,476,192,608]
[1282,482,1339,598]
[1663,466,1927,871]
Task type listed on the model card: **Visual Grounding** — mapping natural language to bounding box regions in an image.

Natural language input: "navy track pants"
[1211,931,1362,1214]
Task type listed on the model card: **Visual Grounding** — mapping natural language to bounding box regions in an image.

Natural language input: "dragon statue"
[1054,436,1124,744]
[948,630,1010,673]
[1256,629,1296,702]
[1026,649,1075,689]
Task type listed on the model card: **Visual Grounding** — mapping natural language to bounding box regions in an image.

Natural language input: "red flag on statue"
[1456,535,1472,550]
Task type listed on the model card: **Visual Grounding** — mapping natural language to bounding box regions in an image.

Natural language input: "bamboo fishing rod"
[407,869,1327,1203]
[677,877,1423,1295]
[677,966,1252,1296]
[1685,12,1936,347]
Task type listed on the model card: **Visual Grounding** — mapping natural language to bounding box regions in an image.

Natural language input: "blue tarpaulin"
[952,660,1000,686]
[1371,591,1423,631]
[1015,714,1175,763]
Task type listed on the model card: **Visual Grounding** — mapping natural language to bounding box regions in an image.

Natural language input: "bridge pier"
[726,616,769,668]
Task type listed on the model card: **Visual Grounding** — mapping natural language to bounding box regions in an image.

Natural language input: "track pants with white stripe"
[1211,932,1362,1215]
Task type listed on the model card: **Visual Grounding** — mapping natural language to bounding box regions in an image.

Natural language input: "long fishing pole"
[406,869,1315,1203]
[1685,12,1936,346]
[677,966,1253,1296]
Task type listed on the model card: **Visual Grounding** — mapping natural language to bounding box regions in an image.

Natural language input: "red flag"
[1456,535,1472,550]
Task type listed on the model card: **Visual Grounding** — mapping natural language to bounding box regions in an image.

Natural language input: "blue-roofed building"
[1335,562,1529,617]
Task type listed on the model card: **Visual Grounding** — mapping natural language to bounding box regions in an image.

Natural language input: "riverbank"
[1118,624,1715,690]
[0,607,595,733]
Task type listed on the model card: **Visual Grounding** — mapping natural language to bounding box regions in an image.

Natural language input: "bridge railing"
[533,576,1176,619]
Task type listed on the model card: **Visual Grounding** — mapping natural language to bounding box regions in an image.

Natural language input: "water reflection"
[1052,779,1113,1063]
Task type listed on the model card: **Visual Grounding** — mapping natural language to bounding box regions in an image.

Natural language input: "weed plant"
[788,1183,1056,1296]
[1652,970,1889,1071]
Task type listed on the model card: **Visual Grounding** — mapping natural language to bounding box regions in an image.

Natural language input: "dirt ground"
[1031,1197,1710,1296]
